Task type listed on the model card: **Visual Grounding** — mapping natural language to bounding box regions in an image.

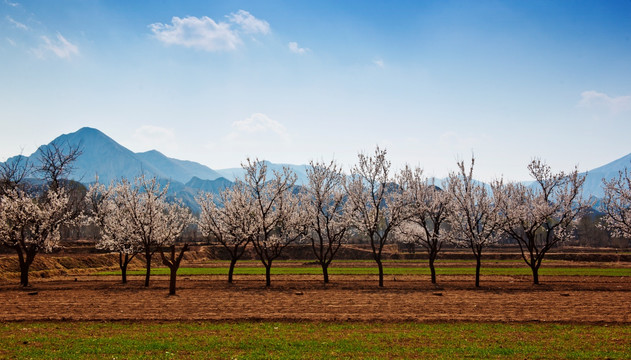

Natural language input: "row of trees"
[3,145,631,293]
[0,144,83,287]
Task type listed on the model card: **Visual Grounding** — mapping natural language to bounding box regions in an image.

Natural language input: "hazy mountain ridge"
[2,127,630,204]
[0,128,312,210]
[217,162,309,185]
[580,153,631,199]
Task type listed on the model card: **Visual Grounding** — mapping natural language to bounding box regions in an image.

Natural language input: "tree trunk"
[322,262,329,284]
[429,257,437,284]
[121,262,128,284]
[144,249,152,287]
[169,268,177,295]
[475,256,481,288]
[160,244,189,296]
[265,264,272,287]
[377,259,384,287]
[228,257,237,284]
[19,262,30,287]
[17,248,35,287]
[119,253,130,284]
[531,265,540,285]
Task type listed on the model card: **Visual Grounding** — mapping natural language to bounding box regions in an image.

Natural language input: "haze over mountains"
[2,127,309,210]
[2,127,630,202]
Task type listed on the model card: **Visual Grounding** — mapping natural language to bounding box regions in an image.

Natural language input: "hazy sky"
[1,0,630,181]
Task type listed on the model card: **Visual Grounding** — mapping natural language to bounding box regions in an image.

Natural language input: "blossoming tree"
[86,181,140,284]
[0,144,81,287]
[197,180,257,283]
[114,175,191,290]
[242,159,307,287]
[304,160,352,284]
[398,166,452,284]
[601,168,631,242]
[499,160,587,284]
[0,188,72,286]
[345,147,409,287]
[447,157,504,288]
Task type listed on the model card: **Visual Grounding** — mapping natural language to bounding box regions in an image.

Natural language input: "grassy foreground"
[97,266,631,277]
[0,322,628,359]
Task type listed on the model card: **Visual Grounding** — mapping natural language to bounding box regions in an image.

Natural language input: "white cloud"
[579,90,631,114]
[206,113,292,163]
[150,11,269,52]
[227,10,270,34]
[6,37,16,46]
[34,33,79,59]
[231,113,289,140]
[373,58,385,68]
[132,125,178,154]
[288,41,309,55]
[150,16,241,51]
[4,0,19,7]
[438,131,485,153]
[6,15,27,30]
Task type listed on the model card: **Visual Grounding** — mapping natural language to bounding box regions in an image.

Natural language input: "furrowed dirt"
[0,275,629,323]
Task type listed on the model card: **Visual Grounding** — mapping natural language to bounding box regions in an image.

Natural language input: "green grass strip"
[96,266,631,277]
[0,322,628,359]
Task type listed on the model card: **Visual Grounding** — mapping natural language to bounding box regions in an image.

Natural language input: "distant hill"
[4,127,225,185]
[185,176,233,194]
[4,127,631,203]
[135,150,222,183]
[581,153,631,199]
[0,127,315,210]
[218,161,310,185]
[7,127,157,185]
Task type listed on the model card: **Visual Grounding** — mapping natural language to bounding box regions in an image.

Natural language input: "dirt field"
[1,274,629,323]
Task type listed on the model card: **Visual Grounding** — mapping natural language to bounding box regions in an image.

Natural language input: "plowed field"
[1,274,629,323]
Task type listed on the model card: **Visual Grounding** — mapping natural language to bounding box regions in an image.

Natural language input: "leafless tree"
[36,142,82,192]
[0,155,31,196]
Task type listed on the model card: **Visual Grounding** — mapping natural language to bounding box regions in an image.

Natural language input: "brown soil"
[1,274,629,323]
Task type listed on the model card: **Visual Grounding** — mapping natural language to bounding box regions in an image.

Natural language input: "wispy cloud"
[150,16,241,51]
[6,15,27,30]
[132,125,178,154]
[438,131,486,153]
[205,113,292,162]
[288,41,309,55]
[226,10,270,34]
[231,113,289,140]
[149,10,269,52]
[373,58,385,68]
[4,0,19,7]
[579,90,631,114]
[34,33,79,59]
[6,37,16,46]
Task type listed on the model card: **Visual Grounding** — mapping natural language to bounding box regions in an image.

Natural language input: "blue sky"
[1,0,630,181]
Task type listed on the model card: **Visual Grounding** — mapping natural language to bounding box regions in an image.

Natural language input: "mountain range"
[2,127,310,211]
[3,127,630,204]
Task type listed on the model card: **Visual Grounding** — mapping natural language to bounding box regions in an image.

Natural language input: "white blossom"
[446,157,504,287]
[498,160,587,284]
[344,147,410,287]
